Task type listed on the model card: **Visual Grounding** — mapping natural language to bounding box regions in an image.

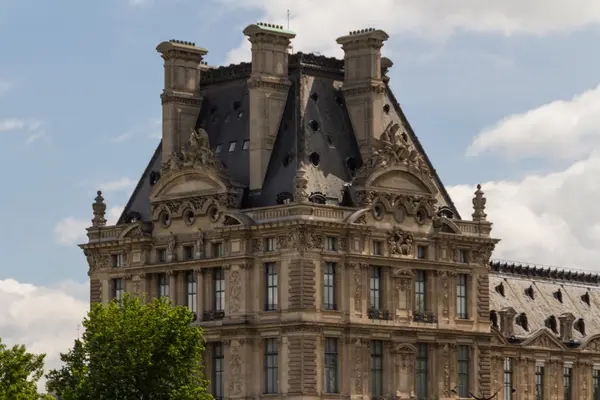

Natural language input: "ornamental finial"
[472,184,487,222]
[92,190,107,227]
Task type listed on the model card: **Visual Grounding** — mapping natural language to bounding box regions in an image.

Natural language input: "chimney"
[243,23,296,191]
[336,28,389,159]
[499,307,517,337]
[559,312,576,341]
[156,40,208,168]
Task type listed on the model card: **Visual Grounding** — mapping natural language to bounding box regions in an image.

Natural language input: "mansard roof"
[118,52,459,224]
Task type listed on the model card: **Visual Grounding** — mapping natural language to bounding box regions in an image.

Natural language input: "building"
[80,24,600,400]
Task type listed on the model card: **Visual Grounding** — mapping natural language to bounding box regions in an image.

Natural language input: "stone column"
[347,338,367,399]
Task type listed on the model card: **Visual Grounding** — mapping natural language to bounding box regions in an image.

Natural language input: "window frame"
[186,270,197,314]
[456,273,468,319]
[457,345,470,398]
[213,268,225,312]
[212,343,224,400]
[415,343,428,400]
[113,278,124,301]
[535,365,544,400]
[265,262,278,311]
[564,366,572,400]
[264,338,278,394]
[323,262,337,311]
[414,270,427,314]
[324,337,338,393]
[158,273,169,298]
[369,266,382,310]
[370,340,384,397]
[504,357,513,400]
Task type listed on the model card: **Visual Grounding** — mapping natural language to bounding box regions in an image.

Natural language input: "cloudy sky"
[2,0,600,383]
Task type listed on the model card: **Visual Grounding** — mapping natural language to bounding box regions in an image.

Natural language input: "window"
[535,365,544,400]
[417,246,427,260]
[111,254,123,267]
[212,242,223,257]
[183,245,194,261]
[158,273,169,298]
[264,237,276,252]
[212,343,224,400]
[504,358,513,400]
[265,263,278,311]
[459,249,468,263]
[372,241,382,255]
[213,268,225,312]
[113,278,124,301]
[593,369,599,400]
[323,262,336,310]
[457,345,470,398]
[215,144,222,154]
[370,341,383,397]
[157,248,167,263]
[324,338,338,393]
[415,270,427,314]
[326,236,337,251]
[242,139,250,150]
[369,267,381,310]
[415,344,428,400]
[186,271,197,314]
[456,274,468,319]
[264,339,278,394]
[228,141,236,152]
[564,366,572,400]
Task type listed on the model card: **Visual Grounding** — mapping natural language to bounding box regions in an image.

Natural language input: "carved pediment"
[367,167,437,195]
[582,334,600,352]
[433,217,462,234]
[392,268,414,279]
[522,329,564,350]
[392,343,417,354]
[150,169,228,200]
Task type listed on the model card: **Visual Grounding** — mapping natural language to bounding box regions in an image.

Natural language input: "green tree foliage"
[46,294,211,400]
[0,338,53,400]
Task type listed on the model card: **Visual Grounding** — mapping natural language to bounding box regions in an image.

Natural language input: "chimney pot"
[559,312,576,341]
[498,307,517,337]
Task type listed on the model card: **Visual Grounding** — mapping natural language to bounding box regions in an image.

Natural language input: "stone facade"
[80,25,600,400]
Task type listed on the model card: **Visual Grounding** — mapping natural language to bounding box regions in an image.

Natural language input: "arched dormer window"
[525,285,535,300]
[582,291,591,306]
[545,315,558,334]
[490,310,499,328]
[495,283,505,297]
[516,312,529,331]
[308,192,327,204]
[553,289,563,303]
[575,318,586,336]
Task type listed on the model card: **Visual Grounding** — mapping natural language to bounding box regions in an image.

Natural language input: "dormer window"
[553,289,563,303]
[228,141,236,152]
[582,292,591,306]
[575,318,586,336]
[215,144,223,153]
[495,283,505,297]
[545,315,558,334]
[242,139,250,150]
[525,285,535,300]
[490,310,499,328]
[516,313,529,331]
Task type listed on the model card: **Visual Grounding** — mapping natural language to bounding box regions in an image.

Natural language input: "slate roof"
[117,52,458,223]
[490,260,600,342]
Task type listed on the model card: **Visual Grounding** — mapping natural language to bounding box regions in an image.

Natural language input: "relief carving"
[388,227,414,256]
[229,341,243,396]
[353,339,364,394]
[352,264,363,312]
[474,243,495,266]
[585,338,600,352]
[166,232,176,262]
[163,128,223,174]
[276,228,298,250]
[528,334,553,349]
[84,249,111,276]
[294,162,309,203]
[229,270,242,313]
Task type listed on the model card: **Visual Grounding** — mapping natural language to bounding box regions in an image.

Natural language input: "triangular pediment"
[521,329,564,350]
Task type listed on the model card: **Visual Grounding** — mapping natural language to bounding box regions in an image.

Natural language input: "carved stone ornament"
[162,128,223,175]
[294,161,309,203]
[353,339,364,394]
[585,338,600,352]
[84,249,111,276]
[229,269,242,313]
[472,184,487,222]
[166,232,176,262]
[276,228,298,250]
[195,229,204,257]
[474,243,495,266]
[352,263,363,312]
[229,341,243,396]
[91,190,107,227]
[528,334,553,349]
[387,227,414,256]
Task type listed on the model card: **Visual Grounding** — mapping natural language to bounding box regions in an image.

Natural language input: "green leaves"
[46,294,212,400]
[0,338,51,399]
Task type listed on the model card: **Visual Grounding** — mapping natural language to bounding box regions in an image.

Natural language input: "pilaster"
[195,269,204,315]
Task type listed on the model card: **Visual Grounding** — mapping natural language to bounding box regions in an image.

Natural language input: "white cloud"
[54,206,124,246]
[449,151,600,271]
[0,118,47,144]
[467,84,600,160]
[0,278,89,392]
[98,177,136,193]
[218,0,600,63]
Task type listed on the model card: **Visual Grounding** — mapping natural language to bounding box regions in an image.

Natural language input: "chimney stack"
[499,307,517,337]
[559,312,576,341]
[244,23,296,191]
[336,28,389,159]
[156,40,208,168]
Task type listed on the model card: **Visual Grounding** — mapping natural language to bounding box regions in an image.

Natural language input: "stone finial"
[472,184,487,222]
[559,312,576,342]
[92,190,107,227]
[498,307,517,337]
[294,162,309,203]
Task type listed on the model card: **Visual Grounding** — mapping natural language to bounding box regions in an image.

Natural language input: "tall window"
[264,339,278,394]
[158,273,169,298]
[113,278,124,301]
[264,237,276,252]
[324,338,338,393]
[593,369,599,400]
[212,242,223,257]
[212,343,224,400]
[369,267,381,310]
[186,271,197,314]
[415,270,427,314]
[370,340,383,397]
[323,262,336,310]
[213,268,225,312]
[457,345,470,398]
[504,358,513,400]
[326,236,337,251]
[535,365,544,400]
[415,344,428,400]
[456,274,468,319]
[564,366,572,400]
[265,263,278,311]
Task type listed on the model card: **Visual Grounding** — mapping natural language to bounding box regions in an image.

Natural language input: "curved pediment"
[581,333,600,352]
[366,166,438,195]
[150,168,228,201]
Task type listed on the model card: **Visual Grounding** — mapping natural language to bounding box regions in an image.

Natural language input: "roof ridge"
[490,259,600,285]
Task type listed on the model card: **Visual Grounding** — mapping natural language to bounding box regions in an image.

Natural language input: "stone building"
[80,24,600,400]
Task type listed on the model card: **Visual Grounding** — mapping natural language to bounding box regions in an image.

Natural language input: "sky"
[3,0,600,386]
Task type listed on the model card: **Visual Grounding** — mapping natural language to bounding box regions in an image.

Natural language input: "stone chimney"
[156,40,208,167]
[499,307,517,337]
[243,23,296,191]
[559,312,576,341]
[336,28,389,158]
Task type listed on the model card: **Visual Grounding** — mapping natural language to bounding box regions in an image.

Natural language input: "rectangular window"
[457,345,470,398]
[323,262,336,310]
[183,245,194,261]
[265,263,278,311]
[415,270,427,314]
[373,241,382,255]
[186,271,197,314]
[417,246,427,260]
[369,267,381,310]
[371,340,383,397]
[215,144,222,154]
[212,242,223,257]
[157,248,167,263]
[459,249,468,263]
[212,343,224,400]
[535,365,544,400]
[564,366,572,400]
[228,141,236,152]
[113,278,124,301]
[264,237,276,252]
[213,268,225,312]
[324,338,338,393]
[264,339,278,394]
[111,254,123,267]
[158,273,169,298]
[326,236,337,251]
[504,358,513,400]
[593,369,599,400]
[242,139,250,150]
[415,344,428,400]
[456,274,468,319]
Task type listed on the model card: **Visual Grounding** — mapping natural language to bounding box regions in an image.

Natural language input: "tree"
[46,294,211,400]
[0,338,54,399]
